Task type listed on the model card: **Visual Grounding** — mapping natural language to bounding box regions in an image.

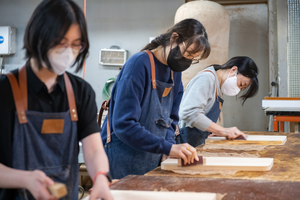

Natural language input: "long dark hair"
[23,0,89,73]
[141,18,210,60]
[213,56,259,104]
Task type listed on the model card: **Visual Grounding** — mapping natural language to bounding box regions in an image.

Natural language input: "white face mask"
[47,47,76,75]
[221,70,240,96]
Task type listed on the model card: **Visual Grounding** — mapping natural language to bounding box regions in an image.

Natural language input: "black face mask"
[167,45,192,72]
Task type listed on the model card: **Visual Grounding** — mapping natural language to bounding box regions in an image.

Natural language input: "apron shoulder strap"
[19,66,28,110]
[144,50,156,89]
[98,98,111,143]
[6,68,28,124]
[63,73,78,121]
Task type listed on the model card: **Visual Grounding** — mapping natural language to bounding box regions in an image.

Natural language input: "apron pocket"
[155,118,173,128]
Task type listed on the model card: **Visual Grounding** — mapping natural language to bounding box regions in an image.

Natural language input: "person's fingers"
[89,189,96,200]
[208,133,217,138]
[189,147,198,163]
[39,187,56,200]
[191,147,199,161]
[44,176,54,186]
[178,151,187,165]
[182,150,191,165]
[182,145,192,164]
[227,132,235,139]
[188,146,197,163]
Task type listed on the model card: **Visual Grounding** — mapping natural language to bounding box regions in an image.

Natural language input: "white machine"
[0,26,16,74]
[99,47,127,66]
[0,26,16,55]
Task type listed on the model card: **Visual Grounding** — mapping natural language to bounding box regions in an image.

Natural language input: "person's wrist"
[216,127,225,136]
[20,170,31,189]
[94,173,109,185]
[93,171,112,184]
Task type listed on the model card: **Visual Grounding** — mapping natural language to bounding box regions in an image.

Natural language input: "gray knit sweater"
[178,66,222,131]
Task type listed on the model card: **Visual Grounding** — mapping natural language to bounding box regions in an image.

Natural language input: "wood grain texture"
[110,175,300,200]
[162,157,273,171]
[146,132,300,182]
[82,190,216,200]
[206,135,287,145]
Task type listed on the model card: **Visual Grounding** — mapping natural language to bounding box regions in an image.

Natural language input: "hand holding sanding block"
[178,156,206,167]
[47,182,67,198]
[232,134,247,140]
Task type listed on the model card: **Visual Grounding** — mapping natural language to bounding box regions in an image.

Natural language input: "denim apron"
[176,70,224,147]
[6,66,78,200]
[105,50,174,179]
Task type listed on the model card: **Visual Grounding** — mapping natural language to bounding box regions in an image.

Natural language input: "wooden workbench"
[110,132,300,199]
[110,175,300,200]
[146,131,300,182]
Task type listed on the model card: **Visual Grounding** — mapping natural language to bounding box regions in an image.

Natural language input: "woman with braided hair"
[100,18,210,179]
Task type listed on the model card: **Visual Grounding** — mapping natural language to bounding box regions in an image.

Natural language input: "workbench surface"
[146,131,300,182]
[110,175,300,200]
[110,132,300,199]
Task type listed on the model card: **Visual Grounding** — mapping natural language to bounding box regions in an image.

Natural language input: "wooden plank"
[161,157,273,172]
[82,190,217,200]
[206,135,287,145]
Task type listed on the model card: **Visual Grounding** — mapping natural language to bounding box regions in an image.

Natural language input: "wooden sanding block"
[178,156,206,167]
[47,182,67,198]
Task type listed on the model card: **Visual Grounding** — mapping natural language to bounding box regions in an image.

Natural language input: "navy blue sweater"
[101,51,183,155]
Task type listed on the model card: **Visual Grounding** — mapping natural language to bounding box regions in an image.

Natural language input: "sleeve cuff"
[162,140,173,156]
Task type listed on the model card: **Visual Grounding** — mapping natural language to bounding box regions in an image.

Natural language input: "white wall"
[222,4,269,131]
[0,0,184,109]
[0,0,269,131]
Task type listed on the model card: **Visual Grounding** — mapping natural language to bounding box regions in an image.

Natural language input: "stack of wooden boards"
[161,134,287,172]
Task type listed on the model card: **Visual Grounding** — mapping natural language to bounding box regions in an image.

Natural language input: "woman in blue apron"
[0,1,112,200]
[100,19,211,179]
[176,56,259,147]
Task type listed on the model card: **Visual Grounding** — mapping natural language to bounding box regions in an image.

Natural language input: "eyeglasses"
[182,41,201,65]
[54,42,86,54]
[189,56,200,65]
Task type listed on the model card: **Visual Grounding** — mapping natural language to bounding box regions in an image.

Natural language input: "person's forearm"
[205,121,224,135]
[82,133,110,182]
[0,163,29,188]
[84,148,110,179]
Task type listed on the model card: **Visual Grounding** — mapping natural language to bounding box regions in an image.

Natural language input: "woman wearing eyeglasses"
[100,18,210,179]
[0,1,112,200]
[176,57,259,147]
